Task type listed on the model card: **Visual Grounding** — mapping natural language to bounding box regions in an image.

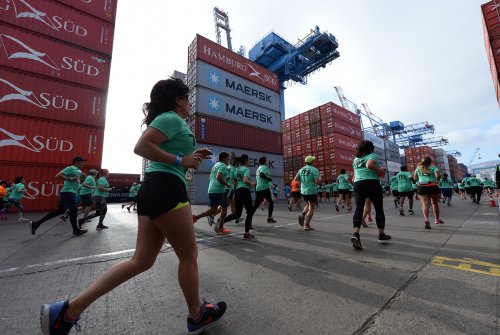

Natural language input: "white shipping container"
[191,60,280,112]
[363,132,384,149]
[195,144,284,177]
[192,87,281,132]
[384,140,399,153]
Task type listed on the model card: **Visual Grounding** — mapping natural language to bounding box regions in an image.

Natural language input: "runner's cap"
[305,156,315,164]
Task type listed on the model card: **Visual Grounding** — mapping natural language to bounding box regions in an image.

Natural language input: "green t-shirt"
[145,112,196,187]
[256,164,272,191]
[396,171,413,193]
[483,180,493,187]
[60,165,82,193]
[129,184,139,197]
[337,173,351,189]
[332,182,339,192]
[10,183,25,200]
[353,153,379,182]
[79,175,96,195]
[94,177,110,198]
[325,184,332,192]
[236,166,251,190]
[414,165,439,184]
[467,177,483,187]
[295,165,320,195]
[225,165,237,190]
[462,177,470,188]
[412,182,417,190]
[439,178,453,189]
[389,176,399,190]
[208,162,228,194]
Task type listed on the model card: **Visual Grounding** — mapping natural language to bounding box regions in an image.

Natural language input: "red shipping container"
[291,117,301,130]
[299,126,310,140]
[324,164,353,182]
[189,35,279,92]
[325,133,359,152]
[0,113,103,166]
[304,139,312,152]
[0,67,106,127]
[308,107,320,122]
[291,131,301,144]
[282,119,291,133]
[55,0,118,23]
[322,117,362,140]
[299,112,310,125]
[319,102,361,128]
[283,145,292,158]
[0,23,111,89]
[107,173,141,189]
[1,0,115,55]
[189,114,282,154]
[324,148,355,166]
[482,1,500,38]
[282,132,292,144]
[311,137,324,152]
[291,143,302,156]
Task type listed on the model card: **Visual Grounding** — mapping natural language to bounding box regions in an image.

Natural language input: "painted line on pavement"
[432,256,500,277]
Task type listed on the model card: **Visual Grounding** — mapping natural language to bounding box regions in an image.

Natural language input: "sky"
[102,0,500,174]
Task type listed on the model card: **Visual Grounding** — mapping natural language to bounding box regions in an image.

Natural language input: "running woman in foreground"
[351,140,391,250]
[295,156,320,231]
[414,157,443,229]
[39,79,226,335]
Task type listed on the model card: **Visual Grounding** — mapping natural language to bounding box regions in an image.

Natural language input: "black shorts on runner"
[465,188,471,194]
[127,196,137,202]
[392,190,399,196]
[333,191,339,197]
[209,193,229,207]
[398,191,413,198]
[137,172,189,220]
[225,188,235,200]
[80,194,93,207]
[417,185,440,196]
[338,188,350,195]
[303,194,318,204]
[291,191,301,198]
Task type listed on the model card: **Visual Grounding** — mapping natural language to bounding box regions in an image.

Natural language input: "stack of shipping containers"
[433,148,451,178]
[448,156,464,181]
[404,146,436,174]
[482,0,500,109]
[186,35,283,204]
[0,0,117,210]
[384,139,402,179]
[282,102,362,185]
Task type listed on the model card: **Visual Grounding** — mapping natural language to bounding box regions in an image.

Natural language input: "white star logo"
[209,72,220,84]
[209,97,219,110]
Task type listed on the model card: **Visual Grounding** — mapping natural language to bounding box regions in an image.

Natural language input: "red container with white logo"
[55,0,118,23]
[188,34,280,93]
[0,113,104,166]
[0,163,102,211]
[324,133,359,152]
[0,0,115,55]
[324,148,355,166]
[188,114,282,154]
[0,67,106,127]
[321,117,363,140]
[319,102,361,128]
[0,23,111,89]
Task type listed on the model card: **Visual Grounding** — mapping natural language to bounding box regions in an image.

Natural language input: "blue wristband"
[174,155,182,166]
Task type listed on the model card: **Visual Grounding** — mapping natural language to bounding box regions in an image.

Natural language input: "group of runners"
[34,77,498,335]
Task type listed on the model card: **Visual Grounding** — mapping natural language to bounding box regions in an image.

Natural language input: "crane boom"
[468,147,480,166]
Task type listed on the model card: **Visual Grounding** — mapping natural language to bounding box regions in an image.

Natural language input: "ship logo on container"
[208,95,221,112]
[0,34,59,70]
[0,34,102,76]
[0,127,74,152]
[208,69,221,86]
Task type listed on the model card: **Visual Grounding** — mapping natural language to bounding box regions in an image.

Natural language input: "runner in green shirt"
[79,169,113,229]
[122,182,140,213]
[31,156,87,236]
[482,178,494,196]
[466,175,483,204]
[0,176,29,222]
[413,157,442,229]
[79,169,98,221]
[252,156,276,223]
[294,156,320,231]
[438,173,453,206]
[396,166,415,216]
[335,169,352,212]
[324,183,332,202]
[193,152,231,234]
[389,173,400,207]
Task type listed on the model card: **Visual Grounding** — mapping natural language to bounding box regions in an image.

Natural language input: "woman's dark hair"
[142,78,189,126]
[258,156,267,165]
[442,173,448,180]
[417,156,432,174]
[355,140,375,158]
[14,176,23,184]
[401,165,408,171]
[239,154,249,165]
[340,168,346,174]
[218,152,229,162]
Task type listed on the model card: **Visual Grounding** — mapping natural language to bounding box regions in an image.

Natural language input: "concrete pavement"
[0,196,498,334]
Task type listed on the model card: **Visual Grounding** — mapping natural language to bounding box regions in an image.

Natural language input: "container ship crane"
[397,136,449,149]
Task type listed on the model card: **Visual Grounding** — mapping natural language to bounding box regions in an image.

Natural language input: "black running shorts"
[303,194,318,203]
[80,194,93,207]
[338,188,350,195]
[417,185,440,196]
[137,172,189,220]
[392,190,399,196]
[291,191,301,198]
[398,191,413,198]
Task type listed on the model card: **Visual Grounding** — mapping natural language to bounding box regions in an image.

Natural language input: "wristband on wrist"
[174,155,182,166]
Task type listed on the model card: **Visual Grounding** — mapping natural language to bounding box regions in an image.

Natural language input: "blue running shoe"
[40,300,80,335]
[187,299,227,335]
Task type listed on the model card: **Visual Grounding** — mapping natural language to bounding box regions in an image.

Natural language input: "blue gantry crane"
[248,27,340,119]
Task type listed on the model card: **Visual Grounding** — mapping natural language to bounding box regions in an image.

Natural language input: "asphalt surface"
[0,195,498,335]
